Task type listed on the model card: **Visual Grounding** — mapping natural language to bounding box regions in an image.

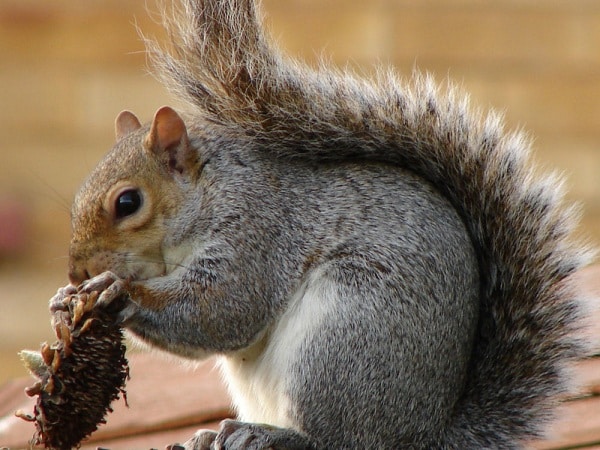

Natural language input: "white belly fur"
[219,268,336,427]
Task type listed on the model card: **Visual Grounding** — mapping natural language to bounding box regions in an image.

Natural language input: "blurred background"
[0,0,599,386]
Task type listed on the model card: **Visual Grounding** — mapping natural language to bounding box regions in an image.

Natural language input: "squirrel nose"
[68,262,90,286]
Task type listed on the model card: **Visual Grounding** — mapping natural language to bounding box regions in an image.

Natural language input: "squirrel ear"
[115,110,142,141]
[145,106,197,175]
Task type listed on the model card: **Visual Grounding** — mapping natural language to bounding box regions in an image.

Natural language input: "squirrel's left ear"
[145,106,197,176]
[115,110,142,141]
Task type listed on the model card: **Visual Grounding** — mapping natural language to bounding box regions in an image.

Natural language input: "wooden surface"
[0,354,232,449]
[0,266,599,449]
[2,356,600,449]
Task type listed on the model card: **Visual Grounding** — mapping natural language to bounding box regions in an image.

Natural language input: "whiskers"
[29,171,72,214]
[121,254,194,273]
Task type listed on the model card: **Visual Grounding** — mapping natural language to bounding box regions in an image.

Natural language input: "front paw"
[50,272,138,324]
[49,284,78,313]
[78,271,140,323]
[180,420,316,450]
[79,271,127,308]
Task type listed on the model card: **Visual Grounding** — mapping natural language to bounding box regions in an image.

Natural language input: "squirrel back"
[143,0,592,446]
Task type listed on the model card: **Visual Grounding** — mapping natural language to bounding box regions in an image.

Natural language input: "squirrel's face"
[68,107,201,287]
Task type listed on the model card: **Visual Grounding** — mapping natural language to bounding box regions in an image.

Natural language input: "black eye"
[115,189,142,219]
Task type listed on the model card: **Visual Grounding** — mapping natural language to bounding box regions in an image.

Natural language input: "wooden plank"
[0,353,232,449]
[0,378,31,418]
[531,395,600,449]
[2,268,600,448]
[568,266,600,355]
[575,358,600,396]
[80,422,222,450]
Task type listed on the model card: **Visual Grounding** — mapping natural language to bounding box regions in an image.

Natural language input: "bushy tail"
[148,0,593,446]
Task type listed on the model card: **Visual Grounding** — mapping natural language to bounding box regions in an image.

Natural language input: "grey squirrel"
[56,0,592,448]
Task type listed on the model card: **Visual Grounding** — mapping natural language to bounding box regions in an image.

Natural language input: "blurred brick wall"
[1,0,599,262]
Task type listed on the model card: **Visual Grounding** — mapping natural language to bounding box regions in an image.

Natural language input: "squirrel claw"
[49,284,78,313]
[116,302,139,325]
[96,278,127,308]
[77,271,131,312]
[79,272,123,302]
[179,429,217,450]
[79,271,121,294]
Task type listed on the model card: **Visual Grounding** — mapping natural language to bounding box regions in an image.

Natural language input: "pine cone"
[17,290,129,450]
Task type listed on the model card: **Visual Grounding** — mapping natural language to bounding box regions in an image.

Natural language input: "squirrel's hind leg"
[175,419,316,450]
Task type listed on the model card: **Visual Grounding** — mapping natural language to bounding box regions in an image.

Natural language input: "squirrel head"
[68,106,201,286]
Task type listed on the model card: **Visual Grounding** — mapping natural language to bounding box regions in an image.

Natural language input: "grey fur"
[68,0,593,448]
